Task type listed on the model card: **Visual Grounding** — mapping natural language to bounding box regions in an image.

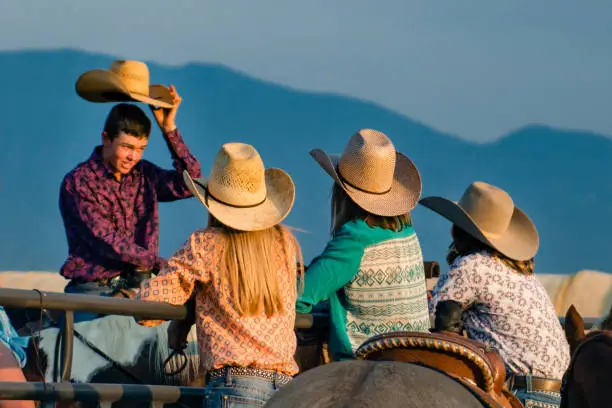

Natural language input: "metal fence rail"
[0,288,187,320]
[0,381,204,408]
[0,288,327,383]
[0,288,601,406]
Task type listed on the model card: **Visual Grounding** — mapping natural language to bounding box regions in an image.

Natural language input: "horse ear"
[565,304,586,355]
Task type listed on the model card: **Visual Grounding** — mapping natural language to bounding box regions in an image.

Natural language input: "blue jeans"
[203,370,289,408]
[513,376,561,408]
[63,281,113,323]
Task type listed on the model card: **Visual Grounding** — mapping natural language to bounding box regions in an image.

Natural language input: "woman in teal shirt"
[296,129,431,361]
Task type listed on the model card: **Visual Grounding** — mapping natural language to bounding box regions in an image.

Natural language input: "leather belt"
[510,375,561,393]
[207,366,293,385]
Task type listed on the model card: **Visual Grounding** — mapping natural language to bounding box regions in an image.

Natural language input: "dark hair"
[103,103,152,141]
[447,225,534,275]
[330,183,411,235]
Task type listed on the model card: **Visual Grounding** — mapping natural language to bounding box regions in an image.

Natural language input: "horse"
[20,314,201,407]
[264,359,518,408]
[561,304,612,407]
[270,300,523,407]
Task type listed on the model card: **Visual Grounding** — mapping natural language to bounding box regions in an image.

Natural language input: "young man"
[59,86,201,308]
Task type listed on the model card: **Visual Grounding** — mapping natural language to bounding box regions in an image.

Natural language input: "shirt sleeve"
[60,177,165,271]
[136,230,212,327]
[150,129,202,202]
[429,255,481,315]
[296,227,365,314]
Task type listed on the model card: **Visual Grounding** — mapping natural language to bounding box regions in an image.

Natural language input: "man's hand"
[150,85,182,134]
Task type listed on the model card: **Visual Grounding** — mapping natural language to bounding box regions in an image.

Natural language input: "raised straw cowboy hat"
[419,181,539,261]
[310,129,422,217]
[75,60,174,109]
[183,143,295,232]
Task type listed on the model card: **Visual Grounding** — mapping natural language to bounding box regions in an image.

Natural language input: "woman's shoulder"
[450,251,499,272]
[338,219,416,242]
[187,227,225,247]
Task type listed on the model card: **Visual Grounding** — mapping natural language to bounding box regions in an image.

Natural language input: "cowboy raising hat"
[75,60,174,109]
[419,181,539,261]
[310,128,422,217]
[182,143,295,232]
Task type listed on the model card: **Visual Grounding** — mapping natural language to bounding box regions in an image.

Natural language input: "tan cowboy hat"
[183,143,295,232]
[310,129,422,217]
[419,181,539,261]
[75,60,174,109]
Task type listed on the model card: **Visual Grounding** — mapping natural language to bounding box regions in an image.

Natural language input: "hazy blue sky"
[1,0,611,142]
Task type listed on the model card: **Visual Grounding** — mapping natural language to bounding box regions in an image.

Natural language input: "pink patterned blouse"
[137,226,300,376]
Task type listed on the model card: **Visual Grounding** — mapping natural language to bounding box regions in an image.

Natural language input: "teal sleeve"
[296,227,365,313]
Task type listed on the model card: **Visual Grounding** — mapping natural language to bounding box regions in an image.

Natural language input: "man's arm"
[151,128,202,202]
[60,177,165,271]
[147,85,202,202]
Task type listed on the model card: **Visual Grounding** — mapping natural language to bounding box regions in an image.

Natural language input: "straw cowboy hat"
[183,143,295,231]
[75,60,174,109]
[310,129,422,217]
[419,181,539,261]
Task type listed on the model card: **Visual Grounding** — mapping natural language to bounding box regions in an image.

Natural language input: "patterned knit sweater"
[296,219,430,360]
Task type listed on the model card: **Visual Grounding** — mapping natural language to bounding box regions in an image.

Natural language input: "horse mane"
[149,322,200,385]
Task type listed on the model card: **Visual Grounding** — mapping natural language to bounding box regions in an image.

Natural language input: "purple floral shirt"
[59,129,202,282]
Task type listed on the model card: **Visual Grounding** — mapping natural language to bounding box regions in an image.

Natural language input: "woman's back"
[142,225,301,376]
[431,251,570,378]
[191,226,299,375]
[297,219,430,360]
[343,220,430,351]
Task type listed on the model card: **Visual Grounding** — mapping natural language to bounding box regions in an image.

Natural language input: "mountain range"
[0,49,610,275]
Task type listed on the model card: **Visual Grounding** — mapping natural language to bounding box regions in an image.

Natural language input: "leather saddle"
[356,331,523,408]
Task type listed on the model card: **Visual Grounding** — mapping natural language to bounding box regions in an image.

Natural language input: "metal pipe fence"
[0,287,601,406]
[0,288,327,382]
[0,381,204,408]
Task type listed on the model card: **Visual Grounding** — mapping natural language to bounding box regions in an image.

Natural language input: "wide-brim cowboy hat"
[75,60,174,109]
[311,129,422,217]
[182,144,295,232]
[419,181,539,261]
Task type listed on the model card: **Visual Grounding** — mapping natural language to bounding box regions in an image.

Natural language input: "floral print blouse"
[429,251,570,379]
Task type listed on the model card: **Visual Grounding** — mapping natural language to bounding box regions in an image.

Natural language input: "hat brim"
[75,69,174,109]
[310,149,422,216]
[183,169,295,232]
[419,196,539,261]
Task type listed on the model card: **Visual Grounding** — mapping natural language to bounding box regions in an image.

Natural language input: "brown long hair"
[209,215,304,317]
[330,183,411,235]
[447,225,534,275]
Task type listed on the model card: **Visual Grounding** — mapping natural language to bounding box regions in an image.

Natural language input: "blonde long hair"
[209,215,304,317]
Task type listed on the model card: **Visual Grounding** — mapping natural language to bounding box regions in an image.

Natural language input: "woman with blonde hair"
[138,142,303,407]
[421,181,570,408]
[296,129,431,361]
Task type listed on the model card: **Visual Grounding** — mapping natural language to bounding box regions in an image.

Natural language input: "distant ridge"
[0,49,610,274]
